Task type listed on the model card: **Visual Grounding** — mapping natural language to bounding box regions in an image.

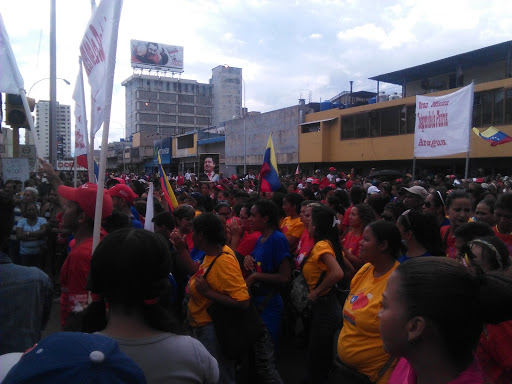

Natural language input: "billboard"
[153,137,172,166]
[198,153,220,183]
[130,40,184,72]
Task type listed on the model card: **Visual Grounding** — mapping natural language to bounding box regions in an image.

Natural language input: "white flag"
[73,59,89,158]
[144,182,154,232]
[79,0,122,134]
[0,13,24,94]
[414,82,474,158]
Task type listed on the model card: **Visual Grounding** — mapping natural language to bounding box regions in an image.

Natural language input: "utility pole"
[49,0,57,166]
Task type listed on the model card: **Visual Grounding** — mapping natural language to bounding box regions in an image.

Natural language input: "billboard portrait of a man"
[198,154,219,183]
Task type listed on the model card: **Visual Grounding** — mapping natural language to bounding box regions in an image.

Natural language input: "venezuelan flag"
[473,126,512,147]
[76,155,99,183]
[259,133,281,192]
[158,153,178,211]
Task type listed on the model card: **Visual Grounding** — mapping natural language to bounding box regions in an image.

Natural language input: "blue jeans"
[190,322,235,384]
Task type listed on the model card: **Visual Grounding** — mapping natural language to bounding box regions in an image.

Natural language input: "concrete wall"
[225,105,301,174]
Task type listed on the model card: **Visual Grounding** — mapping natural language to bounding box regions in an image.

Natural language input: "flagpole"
[412,156,416,182]
[74,156,78,187]
[464,82,475,180]
[78,56,93,184]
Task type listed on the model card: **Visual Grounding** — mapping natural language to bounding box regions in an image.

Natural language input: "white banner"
[1,158,29,183]
[144,182,154,232]
[73,58,89,157]
[79,0,122,134]
[0,13,24,94]
[414,82,474,158]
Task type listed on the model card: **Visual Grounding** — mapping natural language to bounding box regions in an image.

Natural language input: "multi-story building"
[26,101,71,160]
[297,40,512,176]
[211,65,243,126]
[121,74,213,139]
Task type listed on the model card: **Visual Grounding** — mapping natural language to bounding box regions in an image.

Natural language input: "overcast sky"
[2,0,511,148]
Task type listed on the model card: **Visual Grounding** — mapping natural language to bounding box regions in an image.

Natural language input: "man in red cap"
[107,184,143,229]
[58,182,113,329]
[327,166,337,182]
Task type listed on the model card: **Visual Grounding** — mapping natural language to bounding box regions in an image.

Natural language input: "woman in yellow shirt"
[335,220,401,383]
[281,192,305,254]
[187,213,250,384]
[303,205,344,383]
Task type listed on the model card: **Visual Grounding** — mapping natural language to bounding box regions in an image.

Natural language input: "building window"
[354,114,368,138]
[473,88,511,128]
[380,108,400,136]
[177,135,194,149]
[505,89,512,124]
[341,105,415,140]
[301,123,320,133]
[341,116,355,139]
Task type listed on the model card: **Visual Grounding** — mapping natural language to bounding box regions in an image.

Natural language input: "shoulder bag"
[203,252,265,360]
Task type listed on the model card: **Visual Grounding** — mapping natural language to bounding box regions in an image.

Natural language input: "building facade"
[210,65,243,126]
[122,74,213,139]
[224,103,308,176]
[26,101,71,160]
[299,40,512,176]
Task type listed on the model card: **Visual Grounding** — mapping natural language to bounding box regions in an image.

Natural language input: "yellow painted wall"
[173,133,198,158]
[299,78,512,163]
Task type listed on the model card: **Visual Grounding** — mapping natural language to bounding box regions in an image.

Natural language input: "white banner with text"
[414,82,474,158]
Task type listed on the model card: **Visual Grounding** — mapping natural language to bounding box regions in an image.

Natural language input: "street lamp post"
[27,77,70,97]
[27,77,70,165]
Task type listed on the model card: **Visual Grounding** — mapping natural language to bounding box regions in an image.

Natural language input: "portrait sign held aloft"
[130,40,184,73]
[198,153,220,183]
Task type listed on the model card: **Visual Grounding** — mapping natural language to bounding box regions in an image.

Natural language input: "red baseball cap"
[108,184,138,205]
[58,183,113,220]
[312,179,320,185]
[329,167,336,172]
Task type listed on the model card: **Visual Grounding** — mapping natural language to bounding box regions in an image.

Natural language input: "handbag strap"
[375,356,396,383]
[298,241,328,289]
[202,251,229,280]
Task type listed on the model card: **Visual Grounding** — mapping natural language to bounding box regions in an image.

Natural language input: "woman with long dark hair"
[187,213,250,384]
[84,228,219,383]
[303,205,344,383]
[244,200,291,347]
[423,188,449,228]
[342,203,376,272]
[441,190,472,259]
[380,257,512,383]
[334,220,400,383]
[396,210,443,262]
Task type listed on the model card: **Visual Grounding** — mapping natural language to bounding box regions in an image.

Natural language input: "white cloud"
[1,0,510,149]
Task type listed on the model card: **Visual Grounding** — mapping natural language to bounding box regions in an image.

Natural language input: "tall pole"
[241,73,246,175]
[412,157,416,182]
[49,0,57,166]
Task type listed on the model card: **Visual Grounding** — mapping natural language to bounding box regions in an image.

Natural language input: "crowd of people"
[1,161,512,383]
